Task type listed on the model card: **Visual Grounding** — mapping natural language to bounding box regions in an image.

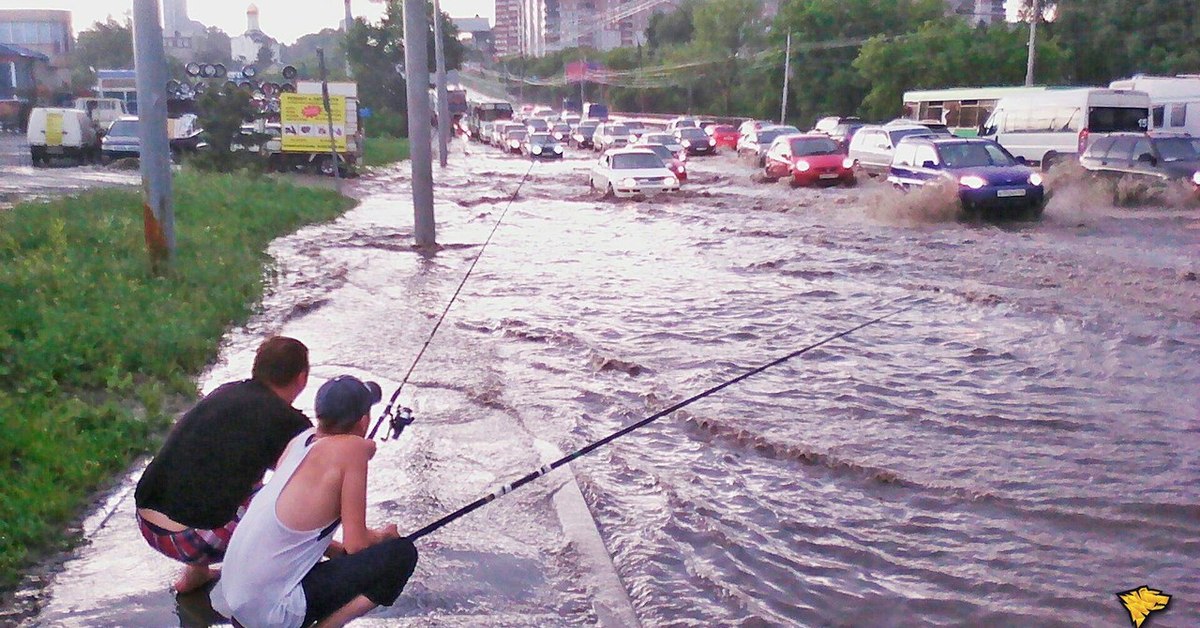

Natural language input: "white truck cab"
[26,107,101,166]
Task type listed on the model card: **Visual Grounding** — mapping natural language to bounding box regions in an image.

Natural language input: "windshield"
[608,125,630,136]
[758,129,784,144]
[643,145,675,160]
[107,120,138,136]
[529,133,553,144]
[714,125,736,133]
[679,128,708,140]
[577,124,598,134]
[612,153,666,169]
[1153,137,1200,162]
[527,119,548,130]
[790,137,841,156]
[553,123,570,132]
[508,130,527,140]
[889,128,934,144]
[645,134,675,144]
[937,142,1016,168]
[1088,106,1149,133]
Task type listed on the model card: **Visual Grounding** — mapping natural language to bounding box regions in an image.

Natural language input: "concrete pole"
[432,0,450,167]
[316,48,342,195]
[404,0,436,246]
[131,0,174,270]
[1024,0,1040,87]
[780,32,791,125]
[344,0,354,78]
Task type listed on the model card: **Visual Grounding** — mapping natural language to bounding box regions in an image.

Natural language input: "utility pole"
[131,0,174,271]
[317,48,342,194]
[343,0,354,78]
[432,0,450,167]
[403,0,436,247]
[1025,0,1041,86]
[780,32,791,125]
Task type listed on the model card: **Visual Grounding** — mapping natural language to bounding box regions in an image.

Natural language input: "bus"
[979,88,1151,169]
[1109,75,1200,136]
[466,100,514,140]
[902,86,1050,136]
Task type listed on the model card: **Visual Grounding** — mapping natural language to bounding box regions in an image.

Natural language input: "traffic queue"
[461,98,1200,217]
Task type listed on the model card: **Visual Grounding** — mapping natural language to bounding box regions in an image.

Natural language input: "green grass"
[363,136,411,167]
[0,172,355,591]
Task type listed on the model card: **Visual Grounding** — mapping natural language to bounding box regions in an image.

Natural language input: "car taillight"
[1078,128,1089,154]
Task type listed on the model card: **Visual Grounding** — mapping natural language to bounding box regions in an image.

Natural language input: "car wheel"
[789,177,801,188]
[604,183,614,199]
[317,156,338,177]
[1041,152,1058,172]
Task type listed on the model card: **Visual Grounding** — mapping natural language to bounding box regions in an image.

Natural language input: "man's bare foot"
[173,564,218,594]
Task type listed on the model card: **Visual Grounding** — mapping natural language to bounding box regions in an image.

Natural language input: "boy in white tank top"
[212,375,419,628]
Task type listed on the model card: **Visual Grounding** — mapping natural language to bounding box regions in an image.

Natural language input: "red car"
[708,124,739,151]
[764,133,856,187]
[642,143,688,182]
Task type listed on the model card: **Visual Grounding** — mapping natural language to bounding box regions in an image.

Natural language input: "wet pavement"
[0,134,138,210]
[13,134,1200,627]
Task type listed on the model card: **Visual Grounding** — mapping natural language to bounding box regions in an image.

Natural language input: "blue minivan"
[887,136,1046,219]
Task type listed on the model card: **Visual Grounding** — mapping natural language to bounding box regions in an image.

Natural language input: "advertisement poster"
[280,94,346,152]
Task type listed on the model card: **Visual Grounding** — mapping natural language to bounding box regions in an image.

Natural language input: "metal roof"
[0,42,50,62]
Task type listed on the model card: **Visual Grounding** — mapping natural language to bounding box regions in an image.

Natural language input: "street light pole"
[780,32,791,125]
[403,0,436,247]
[131,0,174,271]
[432,0,450,167]
[1025,0,1041,86]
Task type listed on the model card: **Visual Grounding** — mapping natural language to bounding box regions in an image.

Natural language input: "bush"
[363,107,407,139]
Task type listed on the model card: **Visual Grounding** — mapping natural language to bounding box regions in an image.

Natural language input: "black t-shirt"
[135,379,312,530]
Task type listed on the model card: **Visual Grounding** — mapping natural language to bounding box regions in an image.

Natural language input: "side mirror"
[1137,153,1157,166]
[1015,156,1028,165]
[921,160,937,169]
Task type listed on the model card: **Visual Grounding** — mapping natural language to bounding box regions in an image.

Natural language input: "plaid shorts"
[136,491,256,566]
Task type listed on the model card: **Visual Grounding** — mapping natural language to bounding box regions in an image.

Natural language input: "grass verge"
[363,135,411,167]
[0,171,355,592]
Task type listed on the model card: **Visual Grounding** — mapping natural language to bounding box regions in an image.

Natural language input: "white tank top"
[211,428,339,627]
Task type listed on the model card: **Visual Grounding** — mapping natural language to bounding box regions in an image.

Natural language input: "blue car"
[887,136,1046,219]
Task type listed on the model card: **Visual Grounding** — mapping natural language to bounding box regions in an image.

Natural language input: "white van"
[26,108,102,166]
[73,97,129,129]
[979,88,1151,169]
[1109,76,1200,137]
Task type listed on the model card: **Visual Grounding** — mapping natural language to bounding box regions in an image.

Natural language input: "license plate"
[819,173,839,179]
[996,188,1026,198]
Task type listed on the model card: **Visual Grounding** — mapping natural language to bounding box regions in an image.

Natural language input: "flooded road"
[0,135,138,209]
[20,137,1200,626]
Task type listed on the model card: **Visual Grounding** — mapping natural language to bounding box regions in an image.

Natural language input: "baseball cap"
[315,375,383,426]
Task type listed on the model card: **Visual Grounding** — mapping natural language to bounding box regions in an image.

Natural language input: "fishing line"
[369,158,539,441]
[405,303,915,540]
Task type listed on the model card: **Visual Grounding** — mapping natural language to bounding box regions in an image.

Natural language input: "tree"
[854,19,1066,120]
[646,2,695,53]
[196,27,233,65]
[70,18,134,90]
[1050,0,1200,84]
[256,43,275,69]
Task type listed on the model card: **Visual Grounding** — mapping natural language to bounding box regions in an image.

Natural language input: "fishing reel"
[380,406,415,441]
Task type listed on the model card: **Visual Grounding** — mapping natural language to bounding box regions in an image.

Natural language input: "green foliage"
[362,107,408,139]
[854,19,1066,120]
[190,89,268,173]
[0,173,355,591]
[70,18,134,91]
[346,0,466,120]
[1050,0,1200,84]
[363,136,411,166]
[646,1,695,53]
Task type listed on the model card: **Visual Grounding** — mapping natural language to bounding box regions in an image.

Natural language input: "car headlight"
[1192,171,1200,185]
[532,146,542,154]
[663,176,678,186]
[510,140,520,148]
[842,158,855,169]
[682,140,692,147]
[620,177,638,187]
[959,175,987,190]
[708,138,716,146]
[1029,173,1044,186]
[795,160,811,172]
[553,146,563,153]
[554,132,563,140]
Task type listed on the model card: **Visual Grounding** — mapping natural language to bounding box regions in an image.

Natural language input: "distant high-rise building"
[515,0,680,58]
[948,0,1008,24]
[495,0,522,57]
[162,0,206,61]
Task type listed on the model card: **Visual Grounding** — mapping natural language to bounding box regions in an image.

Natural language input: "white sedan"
[589,148,681,198]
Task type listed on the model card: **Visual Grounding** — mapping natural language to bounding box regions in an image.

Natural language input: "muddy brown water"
[14,138,1200,627]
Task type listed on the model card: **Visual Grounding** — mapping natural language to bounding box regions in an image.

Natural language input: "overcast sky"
[1,0,496,44]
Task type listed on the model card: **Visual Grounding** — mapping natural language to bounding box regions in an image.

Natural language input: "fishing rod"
[405,303,915,541]
[369,158,539,441]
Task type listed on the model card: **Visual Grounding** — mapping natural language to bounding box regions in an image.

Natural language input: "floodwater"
[16,138,1200,627]
[0,135,138,210]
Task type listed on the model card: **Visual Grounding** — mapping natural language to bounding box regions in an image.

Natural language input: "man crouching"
[212,375,419,628]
